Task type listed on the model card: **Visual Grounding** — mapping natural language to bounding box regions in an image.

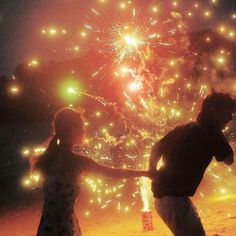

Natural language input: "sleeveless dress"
[37,145,83,236]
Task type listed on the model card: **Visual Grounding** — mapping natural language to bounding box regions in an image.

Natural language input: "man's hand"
[147,169,159,181]
[223,153,234,165]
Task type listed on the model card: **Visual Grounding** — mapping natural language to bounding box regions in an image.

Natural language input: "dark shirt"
[152,122,233,198]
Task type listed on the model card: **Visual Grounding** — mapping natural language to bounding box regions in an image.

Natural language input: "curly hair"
[197,92,235,125]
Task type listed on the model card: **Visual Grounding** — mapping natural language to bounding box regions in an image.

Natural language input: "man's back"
[152,122,232,197]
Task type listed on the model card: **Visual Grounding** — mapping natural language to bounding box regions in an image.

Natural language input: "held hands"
[142,169,159,181]
[146,169,159,181]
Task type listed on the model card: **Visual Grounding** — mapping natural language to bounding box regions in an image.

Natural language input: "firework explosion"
[21,0,236,218]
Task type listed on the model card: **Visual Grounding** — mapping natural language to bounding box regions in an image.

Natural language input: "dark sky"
[0,0,235,75]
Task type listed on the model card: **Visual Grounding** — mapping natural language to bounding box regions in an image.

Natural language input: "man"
[149,92,235,236]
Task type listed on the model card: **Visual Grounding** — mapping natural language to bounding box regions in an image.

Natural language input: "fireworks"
[18,0,236,220]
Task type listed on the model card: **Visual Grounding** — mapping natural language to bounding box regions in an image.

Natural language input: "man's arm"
[149,141,163,171]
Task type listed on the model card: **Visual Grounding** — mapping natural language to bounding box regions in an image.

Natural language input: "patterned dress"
[37,145,83,236]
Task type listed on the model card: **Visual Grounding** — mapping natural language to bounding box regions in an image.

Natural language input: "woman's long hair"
[31,108,84,176]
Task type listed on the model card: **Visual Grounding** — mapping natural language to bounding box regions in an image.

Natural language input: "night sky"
[0,0,235,75]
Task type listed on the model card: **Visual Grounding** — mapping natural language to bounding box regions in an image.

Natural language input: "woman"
[33,108,150,236]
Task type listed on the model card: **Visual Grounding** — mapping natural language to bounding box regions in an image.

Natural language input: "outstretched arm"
[81,156,148,178]
[149,142,163,171]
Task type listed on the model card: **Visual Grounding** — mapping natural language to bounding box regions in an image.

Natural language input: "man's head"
[197,92,235,129]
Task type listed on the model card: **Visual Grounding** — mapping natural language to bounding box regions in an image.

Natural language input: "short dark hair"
[197,92,235,124]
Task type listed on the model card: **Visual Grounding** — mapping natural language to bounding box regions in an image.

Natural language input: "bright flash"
[67,87,77,94]
[124,35,138,47]
[128,81,142,92]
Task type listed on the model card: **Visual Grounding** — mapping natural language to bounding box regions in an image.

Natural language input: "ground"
[0,196,235,236]
[1,144,236,235]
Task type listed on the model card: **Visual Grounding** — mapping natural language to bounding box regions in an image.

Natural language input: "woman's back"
[37,143,82,236]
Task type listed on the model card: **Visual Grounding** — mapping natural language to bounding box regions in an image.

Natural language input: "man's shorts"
[155,196,206,236]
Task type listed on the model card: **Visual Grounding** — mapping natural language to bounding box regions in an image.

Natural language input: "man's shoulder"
[172,122,199,133]
[161,122,198,143]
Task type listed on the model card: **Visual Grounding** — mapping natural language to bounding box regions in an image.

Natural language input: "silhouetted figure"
[33,108,149,236]
[149,92,235,236]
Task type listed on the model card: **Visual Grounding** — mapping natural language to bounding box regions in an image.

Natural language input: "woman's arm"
[80,156,149,178]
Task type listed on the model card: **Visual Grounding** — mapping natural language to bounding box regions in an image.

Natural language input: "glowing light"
[84,138,90,144]
[57,139,60,145]
[216,56,226,65]
[232,82,236,92]
[169,60,176,67]
[49,28,57,35]
[152,6,158,13]
[28,59,39,67]
[22,178,31,187]
[84,211,90,216]
[80,31,87,37]
[22,148,30,157]
[9,85,20,95]
[34,147,46,155]
[140,177,151,211]
[204,10,211,17]
[219,26,226,33]
[120,66,130,74]
[128,81,142,92]
[172,1,178,7]
[95,111,101,117]
[228,31,235,38]
[120,2,127,9]
[73,46,80,51]
[220,188,226,194]
[187,12,193,17]
[31,173,41,182]
[67,87,77,94]
[59,79,82,102]
[124,35,138,47]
